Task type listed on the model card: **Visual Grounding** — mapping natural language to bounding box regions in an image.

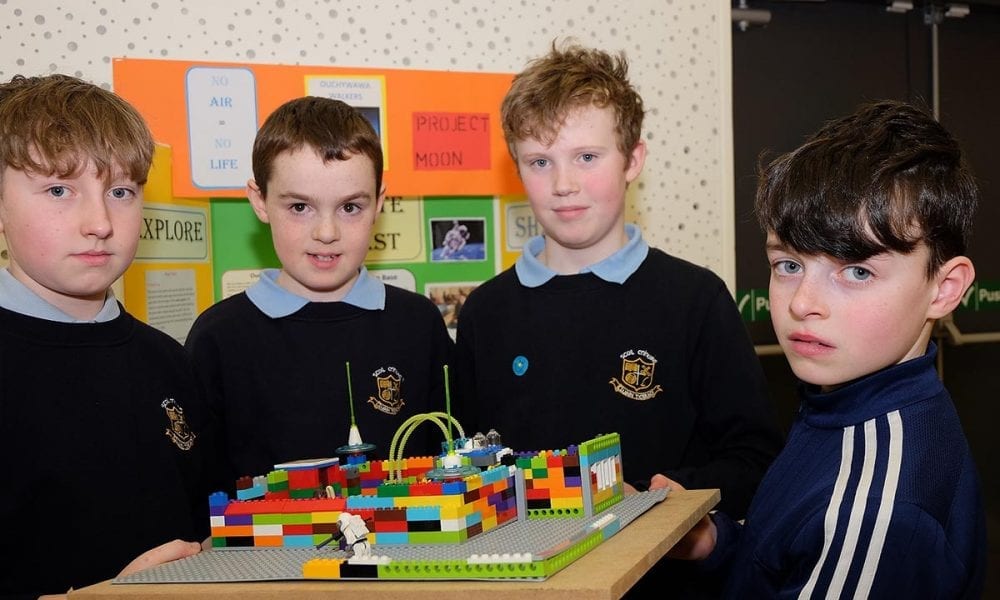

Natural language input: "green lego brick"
[377,482,411,497]
[290,488,318,499]
[267,480,289,492]
[578,433,621,459]
[210,537,227,548]
[253,512,312,525]
[541,529,604,577]
[526,507,583,519]
[407,530,466,544]
[378,559,546,580]
[532,468,548,478]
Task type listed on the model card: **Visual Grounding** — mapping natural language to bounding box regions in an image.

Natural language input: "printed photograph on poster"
[429,218,486,262]
[426,283,480,335]
[305,75,387,165]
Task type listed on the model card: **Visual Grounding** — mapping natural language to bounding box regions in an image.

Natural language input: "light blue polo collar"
[0,267,120,322]
[514,223,649,287]
[246,267,386,318]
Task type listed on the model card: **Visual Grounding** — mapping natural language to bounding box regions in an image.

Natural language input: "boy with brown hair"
[0,74,211,597]
[672,100,987,598]
[185,97,453,485]
[455,42,781,518]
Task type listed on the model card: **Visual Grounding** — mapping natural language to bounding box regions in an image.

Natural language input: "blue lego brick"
[283,535,315,548]
[441,480,467,495]
[345,454,368,465]
[406,506,441,521]
[236,483,266,501]
[375,531,409,545]
[346,495,396,510]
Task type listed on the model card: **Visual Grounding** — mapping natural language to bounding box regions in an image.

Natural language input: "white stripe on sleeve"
[799,425,855,600]
[853,410,903,599]
[828,418,879,598]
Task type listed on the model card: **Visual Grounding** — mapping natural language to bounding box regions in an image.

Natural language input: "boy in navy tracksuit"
[672,100,987,598]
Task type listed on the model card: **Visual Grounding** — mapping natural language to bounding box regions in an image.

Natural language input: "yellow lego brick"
[551,496,585,510]
[481,515,497,531]
[592,487,614,504]
[302,557,342,579]
[312,511,340,523]
[464,475,483,491]
[392,495,465,508]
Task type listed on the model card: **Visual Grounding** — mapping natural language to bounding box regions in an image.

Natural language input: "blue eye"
[775,260,801,275]
[47,186,67,198]
[845,266,872,281]
[530,158,548,168]
[580,153,596,162]
[110,187,134,200]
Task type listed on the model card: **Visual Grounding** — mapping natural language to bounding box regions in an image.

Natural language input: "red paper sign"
[412,111,491,171]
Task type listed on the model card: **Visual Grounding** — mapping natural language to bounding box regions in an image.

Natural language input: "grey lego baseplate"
[114,488,667,583]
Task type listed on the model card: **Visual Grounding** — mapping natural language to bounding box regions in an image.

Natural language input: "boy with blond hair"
[456,42,781,517]
[672,100,987,598]
[0,74,210,597]
[186,97,452,485]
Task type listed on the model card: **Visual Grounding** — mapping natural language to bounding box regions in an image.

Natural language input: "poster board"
[122,144,215,343]
[112,58,532,336]
[112,58,521,198]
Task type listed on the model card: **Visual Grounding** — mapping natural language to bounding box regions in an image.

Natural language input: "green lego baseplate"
[113,488,667,583]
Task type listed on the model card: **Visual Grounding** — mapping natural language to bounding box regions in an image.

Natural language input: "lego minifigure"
[336,512,371,558]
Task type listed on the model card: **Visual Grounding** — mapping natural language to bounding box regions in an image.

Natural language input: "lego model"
[117,429,665,584]
[115,408,665,584]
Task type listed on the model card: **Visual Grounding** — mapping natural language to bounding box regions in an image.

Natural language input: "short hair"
[755,100,978,278]
[251,96,383,197]
[500,40,645,160]
[0,74,154,185]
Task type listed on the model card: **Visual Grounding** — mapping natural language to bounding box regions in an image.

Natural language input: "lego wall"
[0,1,736,311]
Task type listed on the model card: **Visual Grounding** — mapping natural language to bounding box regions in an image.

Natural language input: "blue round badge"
[512,355,529,376]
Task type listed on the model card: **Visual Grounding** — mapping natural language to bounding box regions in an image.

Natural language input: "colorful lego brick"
[302,557,344,579]
[346,495,396,510]
[441,480,467,495]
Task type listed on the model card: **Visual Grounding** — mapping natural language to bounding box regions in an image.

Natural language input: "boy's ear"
[624,140,647,185]
[372,183,386,223]
[246,179,270,224]
[927,256,976,319]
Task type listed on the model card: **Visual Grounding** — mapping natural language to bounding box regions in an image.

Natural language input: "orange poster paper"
[112,58,522,198]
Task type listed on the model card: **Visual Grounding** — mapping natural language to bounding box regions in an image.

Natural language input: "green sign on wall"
[958,280,1000,311]
[736,289,770,323]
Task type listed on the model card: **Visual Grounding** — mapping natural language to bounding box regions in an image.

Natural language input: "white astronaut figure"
[337,512,371,558]
[441,221,470,258]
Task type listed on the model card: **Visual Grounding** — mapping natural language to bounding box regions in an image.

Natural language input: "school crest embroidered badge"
[369,366,405,415]
[161,398,196,450]
[609,349,664,401]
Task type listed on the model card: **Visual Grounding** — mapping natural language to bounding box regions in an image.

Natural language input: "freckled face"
[513,105,645,268]
[248,148,384,302]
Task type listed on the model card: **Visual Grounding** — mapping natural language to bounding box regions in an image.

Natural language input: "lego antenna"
[337,360,375,456]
